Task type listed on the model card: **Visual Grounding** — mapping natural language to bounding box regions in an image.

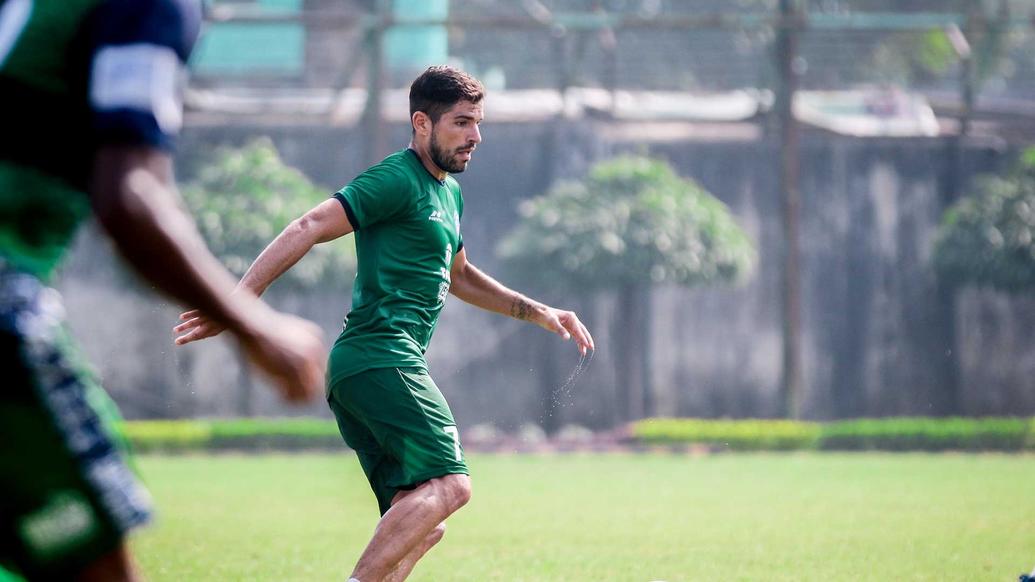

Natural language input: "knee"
[438,474,471,512]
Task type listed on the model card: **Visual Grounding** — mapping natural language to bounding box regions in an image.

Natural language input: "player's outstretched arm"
[174,197,354,345]
[91,145,325,402]
[449,248,594,354]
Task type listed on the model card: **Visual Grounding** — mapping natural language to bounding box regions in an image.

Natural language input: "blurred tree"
[866,4,1012,89]
[869,29,958,85]
[499,155,755,425]
[182,137,356,289]
[181,138,356,414]
[934,147,1035,292]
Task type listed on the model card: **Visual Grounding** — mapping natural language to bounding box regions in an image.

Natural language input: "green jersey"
[329,149,464,382]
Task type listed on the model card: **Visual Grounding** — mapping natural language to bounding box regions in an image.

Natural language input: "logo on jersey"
[430,209,460,235]
[436,243,453,303]
[19,492,98,558]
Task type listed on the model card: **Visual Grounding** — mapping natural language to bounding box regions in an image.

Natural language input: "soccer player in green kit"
[174,66,596,581]
[0,1,326,580]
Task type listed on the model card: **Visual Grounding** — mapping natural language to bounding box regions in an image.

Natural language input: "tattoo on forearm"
[510,297,534,321]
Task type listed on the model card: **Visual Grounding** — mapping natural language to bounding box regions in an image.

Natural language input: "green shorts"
[0,267,151,579]
[327,367,468,515]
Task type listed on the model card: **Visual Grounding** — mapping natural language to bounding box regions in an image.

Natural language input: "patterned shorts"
[0,265,151,579]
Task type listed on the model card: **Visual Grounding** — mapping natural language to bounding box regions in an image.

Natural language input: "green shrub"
[123,420,212,453]
[126,417,1035,453]
[182,138,356,290]
[208,418,342,450]
[818,417,1030,452]
[628,417,1035,452]
[1026,417,1035,451]
[498,155,755,289]
[933,147,1035,292]
[124,419,343,452]
[629,418,821,451]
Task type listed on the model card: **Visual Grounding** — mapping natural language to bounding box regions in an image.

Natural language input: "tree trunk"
[537,334,562,434]
[613,283,650,422]
[639,286,655,418]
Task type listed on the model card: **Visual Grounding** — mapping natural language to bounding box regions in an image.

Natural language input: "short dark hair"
[409,66,485,127]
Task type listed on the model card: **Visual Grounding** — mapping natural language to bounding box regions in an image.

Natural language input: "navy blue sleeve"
[86,0,202,150]
[332,192,361,231]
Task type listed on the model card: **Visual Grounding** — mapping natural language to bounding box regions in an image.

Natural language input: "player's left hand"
[538,307,595,355]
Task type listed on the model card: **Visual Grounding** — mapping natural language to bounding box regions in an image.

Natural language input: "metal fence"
[195,0,1035,96]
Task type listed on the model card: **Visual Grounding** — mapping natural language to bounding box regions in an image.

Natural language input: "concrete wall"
[57,120,1034,426]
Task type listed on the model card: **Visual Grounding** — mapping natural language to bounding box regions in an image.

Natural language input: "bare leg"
[382,487,448,582]
[77,543,142,582]
[350,473,470,582]
[383,523,446,582]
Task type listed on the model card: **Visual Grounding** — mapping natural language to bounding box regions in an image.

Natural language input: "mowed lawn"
[134,453,1035,581]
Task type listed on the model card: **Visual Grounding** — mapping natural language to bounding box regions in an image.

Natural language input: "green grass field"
[134,453,1035,581]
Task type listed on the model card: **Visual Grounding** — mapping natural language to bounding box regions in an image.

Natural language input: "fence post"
[363,0,389,166]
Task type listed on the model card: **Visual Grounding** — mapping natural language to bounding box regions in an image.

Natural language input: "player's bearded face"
[428,100,483,174]
[429,129,473,174]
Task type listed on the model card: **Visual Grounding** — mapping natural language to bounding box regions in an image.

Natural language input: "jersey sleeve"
[333,164,412,230]
[86,0,202,150]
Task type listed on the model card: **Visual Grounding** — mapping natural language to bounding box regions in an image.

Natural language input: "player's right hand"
[174,309,226,345]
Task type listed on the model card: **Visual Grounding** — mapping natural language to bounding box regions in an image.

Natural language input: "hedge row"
[629,418,821,451]
[122,417,1035,453]
[124,418,342,452]
[815,417,1034,451]
[629,417,1035,452]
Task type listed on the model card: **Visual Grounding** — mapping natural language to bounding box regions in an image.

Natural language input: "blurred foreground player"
[0,1,325,579]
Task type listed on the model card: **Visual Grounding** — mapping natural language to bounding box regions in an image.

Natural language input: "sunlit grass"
[135,453,1035,581]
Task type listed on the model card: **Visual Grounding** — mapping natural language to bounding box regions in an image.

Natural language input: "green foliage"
[498,155,755,288]
[127,417,1035,453]
[209,418,342,450]
[869,14,1014,87]
[819,417,1033,452]
[629,417,1035,452]
[631,418,821,451]
[124,418,341,452]
[869,30,956,85]
[914,29,957,76]
[123,420,212,453]
[208,418,340,438]
[1023,147,1035,168]
[933,148,1035,291]
[182,138,355,289]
